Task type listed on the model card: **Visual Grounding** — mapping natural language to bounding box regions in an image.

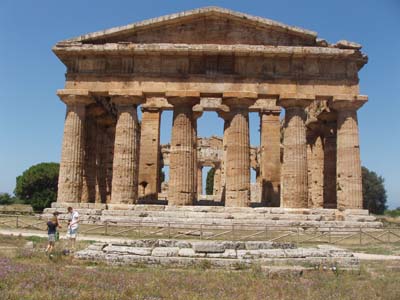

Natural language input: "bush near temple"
[14,162,59,212]
[362,166,387,215]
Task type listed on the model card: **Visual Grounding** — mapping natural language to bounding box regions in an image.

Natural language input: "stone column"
[213,163,222,197]
[259,109,281,207]
[197,166,203,196]
[221,107,251,207]
[306,128,324,208]
[95,123,107,204]
[322,121,337,208]
[278,96,312,208]
[138,107,161,202]
[167,94,199,206]
[81,117,98,203]
[220,119,230,202]
[330,97,367,209]
[105,126,115,203]
[110,95,141,204]
[57,93,92,203]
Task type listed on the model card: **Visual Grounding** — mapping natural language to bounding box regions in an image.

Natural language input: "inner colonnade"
[53,7,368,211]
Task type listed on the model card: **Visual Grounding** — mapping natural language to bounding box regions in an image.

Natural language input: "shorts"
[48,234,56,242]
[67,227,78,239]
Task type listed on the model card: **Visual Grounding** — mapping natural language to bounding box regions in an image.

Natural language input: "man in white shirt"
[67,206,79,252]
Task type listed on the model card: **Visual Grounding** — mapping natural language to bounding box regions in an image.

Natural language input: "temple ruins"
[52,7,370,215]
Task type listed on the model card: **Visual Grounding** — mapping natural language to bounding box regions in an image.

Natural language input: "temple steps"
[43,203,382,230]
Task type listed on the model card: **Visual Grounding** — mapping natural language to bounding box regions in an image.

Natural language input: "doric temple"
[53,7,368,210]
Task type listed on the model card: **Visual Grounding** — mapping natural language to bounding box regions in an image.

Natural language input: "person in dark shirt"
[45,216,61,255]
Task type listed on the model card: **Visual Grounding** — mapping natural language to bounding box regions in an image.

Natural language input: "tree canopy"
[14,162,59,212]
[362,166,387,215]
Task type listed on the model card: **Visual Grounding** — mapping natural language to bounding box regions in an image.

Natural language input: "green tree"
[0,193,14,205]
[206,168,215,195]
[14,162,59,212]
[362,166,387,215]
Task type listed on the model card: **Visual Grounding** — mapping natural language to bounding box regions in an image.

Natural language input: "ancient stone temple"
[53,7,368,211]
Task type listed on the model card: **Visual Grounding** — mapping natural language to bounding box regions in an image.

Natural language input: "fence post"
[138,221,141,238]
[265,225,268,241]
[16,216,19,229]
[359,227,362,245]
[200,224,203,240]
[232,224,235,241]
[388,229,391,243]
[105,221,108,235]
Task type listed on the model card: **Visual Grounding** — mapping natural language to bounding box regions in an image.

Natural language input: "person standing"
[67,206,79,252]
[45,216,61,256]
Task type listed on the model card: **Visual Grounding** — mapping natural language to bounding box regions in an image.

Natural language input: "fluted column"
[81,117,97,203]
[223,107,251,207]
[278,96,312,208]
[306,129,324,208]
[197,166,203,196]
[213,163,222,198]
[95,123,107,204]
[331,97,367,209]
[322,121,337,208]
[105,126,115,203]
[57,92,92,203]
[138,107,161,202]
[110,95,141,204]
[259,109,281,207]
[167,94,199,206]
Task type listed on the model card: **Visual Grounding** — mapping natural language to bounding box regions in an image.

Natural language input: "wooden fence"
[1,215,399,246]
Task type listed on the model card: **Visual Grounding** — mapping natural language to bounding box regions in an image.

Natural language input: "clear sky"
[0,0,399,208]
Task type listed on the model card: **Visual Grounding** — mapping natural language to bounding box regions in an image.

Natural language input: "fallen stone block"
[152,247,179,257]
[192,241,225,253]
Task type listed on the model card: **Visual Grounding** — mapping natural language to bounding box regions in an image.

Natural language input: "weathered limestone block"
[104,245,153,256]
[207,249,237,259]
[138,108,161,201]
[192,241,225,253]
[331,98,366,209]
[111,98,140,204]
[259,110,281,206]
[168,98,199,205]
[178,248,206,257]
[152,247,180,257]
[279,97,312,208]
[222,106,251,207]
[57,95,92,203]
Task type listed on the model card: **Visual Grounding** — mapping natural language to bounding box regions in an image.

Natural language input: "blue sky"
[0,0,399,208]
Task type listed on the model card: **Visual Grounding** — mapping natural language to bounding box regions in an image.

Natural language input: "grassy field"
[1,235,400,300]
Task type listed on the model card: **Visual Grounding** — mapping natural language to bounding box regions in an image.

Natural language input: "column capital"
[329,95,368,111]
[141,105,162,113]
[165,90,200,107]
[277,93,314,109]
[57,89,93,106]
[259,108,281,116]
[110,90,144,106]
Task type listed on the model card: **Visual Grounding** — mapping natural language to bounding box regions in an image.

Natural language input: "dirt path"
[0,228,132,244]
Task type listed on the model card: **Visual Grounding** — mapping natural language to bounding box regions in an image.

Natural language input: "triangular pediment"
[60,7,318,46]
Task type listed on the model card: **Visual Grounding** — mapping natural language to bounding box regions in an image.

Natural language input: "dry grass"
[0,235,400,300]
